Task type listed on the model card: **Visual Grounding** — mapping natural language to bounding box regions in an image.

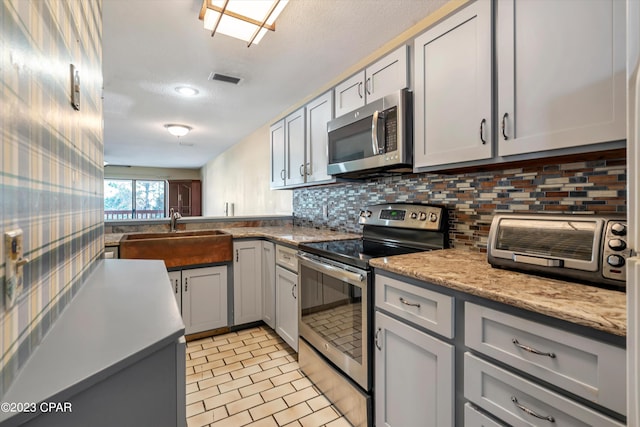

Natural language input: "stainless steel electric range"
[296,203,448,427]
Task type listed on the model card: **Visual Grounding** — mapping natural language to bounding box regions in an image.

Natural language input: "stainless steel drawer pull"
[375,328,382,351]
[399,297,420,308]
[512,338,556,358]
[511,396,555,422]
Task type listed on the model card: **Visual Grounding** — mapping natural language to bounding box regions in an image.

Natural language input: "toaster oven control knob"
[418,212,427,221]
[429,213,438,222]
[608,239,627,251]
[610,223,627,236]
[607,254,626,268]
[410,212,418,220]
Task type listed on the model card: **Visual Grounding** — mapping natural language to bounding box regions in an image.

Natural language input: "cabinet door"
[414,1,492,168]
[270,119,286,189]
[285,107,306,186]
[366,45,409,104]
[305,91,334,183]
[375,311,454,427]
[334,71,366,118]
[276,265,298,352]
[234,241,263,325]
[497,0,625,156]
[182,266,227,335]
[261,241,276,329]
[167,270,182,313]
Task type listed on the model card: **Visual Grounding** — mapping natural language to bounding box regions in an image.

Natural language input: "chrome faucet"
[169,208,182,232]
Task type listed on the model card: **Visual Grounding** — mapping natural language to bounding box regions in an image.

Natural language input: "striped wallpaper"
[0,0,103,397]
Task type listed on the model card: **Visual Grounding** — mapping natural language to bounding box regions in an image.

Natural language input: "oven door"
[297,252,371,391]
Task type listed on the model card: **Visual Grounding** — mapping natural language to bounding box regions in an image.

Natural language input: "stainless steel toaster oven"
[487,214,630,289]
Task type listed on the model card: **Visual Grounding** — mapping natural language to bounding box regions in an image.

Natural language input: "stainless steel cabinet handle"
[375,328,382,350]
[291,284,297,299]
[184,277,188,292]
[480,118,487,144]
[306,162,311,176]
[280,169,286,180]
[236,249,239,262]
[501,112,509,140]
[175,279,179,294]
[512,338,556,358]
[511,396,555,422]
[366,77,371,95]
[358,82,363,99]
[399,297,420,308]
[299,164,305,177]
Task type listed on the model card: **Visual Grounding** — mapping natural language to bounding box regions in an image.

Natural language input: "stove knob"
[418,212,427,221]
[410,212,418,220]
[611,223,627,236]
[608,239,626,251]
[429,213,438,222]
[607,254,626,268]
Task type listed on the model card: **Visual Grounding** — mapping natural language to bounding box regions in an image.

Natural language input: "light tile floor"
[185,326,353,427]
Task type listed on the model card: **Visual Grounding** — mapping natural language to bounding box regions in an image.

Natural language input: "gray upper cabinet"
[305,91,334,184]
[414,0,492,168]
[334,45,409,118]
[269,119,286,189]
[497,0,626,156]
[285,107,306,187]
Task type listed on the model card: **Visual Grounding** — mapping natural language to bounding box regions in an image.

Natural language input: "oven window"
[496,219,597,261]
[300,265,363,363]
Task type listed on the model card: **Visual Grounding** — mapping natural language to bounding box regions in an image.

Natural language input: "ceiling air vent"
[208,72,242,85]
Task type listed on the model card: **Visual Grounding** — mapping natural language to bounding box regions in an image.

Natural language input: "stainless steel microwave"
[327,89,412,178]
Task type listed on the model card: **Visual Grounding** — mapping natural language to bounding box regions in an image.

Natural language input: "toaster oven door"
[489,217,604,272]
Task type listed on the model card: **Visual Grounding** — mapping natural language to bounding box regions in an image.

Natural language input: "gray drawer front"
[376,274,454,338]
[464,353,625,427]
[464,403,507,427]
[465,302,626,415]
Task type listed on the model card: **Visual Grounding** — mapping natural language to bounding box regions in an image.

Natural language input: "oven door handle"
[297,253,367,287]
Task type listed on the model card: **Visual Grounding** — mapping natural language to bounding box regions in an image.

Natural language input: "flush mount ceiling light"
[198,0,289,47]
[175,86,199,96]
[164,124,192,137]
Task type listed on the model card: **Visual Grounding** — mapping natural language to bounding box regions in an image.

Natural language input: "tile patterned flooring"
[185,326,353,427]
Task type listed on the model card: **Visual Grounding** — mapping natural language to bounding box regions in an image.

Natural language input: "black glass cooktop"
[299,238,430,270]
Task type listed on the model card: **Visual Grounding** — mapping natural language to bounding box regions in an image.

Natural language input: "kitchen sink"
[119,230,233,268]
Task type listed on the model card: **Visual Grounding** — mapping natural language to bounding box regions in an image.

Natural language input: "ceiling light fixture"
[175,86,199,96]
[198,0,289,47]
[164,124,192,137]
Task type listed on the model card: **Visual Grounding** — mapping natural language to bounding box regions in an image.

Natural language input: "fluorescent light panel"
[202,0,288,45]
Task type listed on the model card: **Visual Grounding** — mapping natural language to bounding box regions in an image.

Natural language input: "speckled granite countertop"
[370,249,627,337]
[104,227,358,248]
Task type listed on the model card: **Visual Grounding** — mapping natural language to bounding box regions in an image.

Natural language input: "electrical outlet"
[4,229,28,309]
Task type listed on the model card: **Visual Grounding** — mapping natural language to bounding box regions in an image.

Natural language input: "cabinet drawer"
[465,303,626,415]
[464,403,506,427]
[375,274,454,338]
[464,353,625,427]
[275,244,298,272]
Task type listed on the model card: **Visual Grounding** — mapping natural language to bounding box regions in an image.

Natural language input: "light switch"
[4,229,28,309]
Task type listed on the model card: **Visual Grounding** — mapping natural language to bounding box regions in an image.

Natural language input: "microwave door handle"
[371,111,385,155]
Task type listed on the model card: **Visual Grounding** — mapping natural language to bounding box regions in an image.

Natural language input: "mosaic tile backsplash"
[0,0,103,397]
[293,152,627,251]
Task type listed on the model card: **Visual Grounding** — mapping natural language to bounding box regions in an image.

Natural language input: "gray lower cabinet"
[234,240,263,325]
[276,265,298,351]
[262,241,276,329]
[374,311,454,427]
[169,266,228,335]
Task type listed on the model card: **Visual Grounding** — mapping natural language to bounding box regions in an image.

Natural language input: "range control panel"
[358,203,445,231]
[602,219,630,282]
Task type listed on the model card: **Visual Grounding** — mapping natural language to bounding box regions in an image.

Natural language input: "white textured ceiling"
[102,0,447,169]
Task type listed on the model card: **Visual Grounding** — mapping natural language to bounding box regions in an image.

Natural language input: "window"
[104,179,166,220]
